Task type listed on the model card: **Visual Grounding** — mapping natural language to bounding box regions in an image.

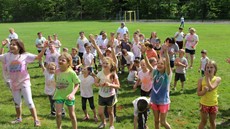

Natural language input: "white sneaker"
[11,118,22,124]
[110,126,115,129]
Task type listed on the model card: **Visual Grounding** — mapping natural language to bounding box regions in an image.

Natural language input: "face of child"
[157,59,165,72]
[205,63,215,75]
[48,65,56,74]
[82,67,89,75]
[72,49,77,55]
[58,57,69,69]
[140,61,146,69]
[201,52,206,57]
[10,41,19,54]
[49,44,55,51]
[86,46,91,53]
[179,50,185,57]
[102,60,111,70]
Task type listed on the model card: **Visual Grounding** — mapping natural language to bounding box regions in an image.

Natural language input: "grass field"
[0,21,230,129]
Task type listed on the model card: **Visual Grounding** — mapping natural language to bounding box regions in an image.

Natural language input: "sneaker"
[11,118,22,124]
[62,112,65,117]
[180,89,184,94]
[34,120,41,127]
[110,126,115,129]
[98,122,106,128]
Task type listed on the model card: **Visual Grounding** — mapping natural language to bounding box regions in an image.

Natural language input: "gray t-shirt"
[175,57,188,74]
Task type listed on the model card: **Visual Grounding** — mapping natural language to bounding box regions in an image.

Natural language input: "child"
[127,65,138,85]
[132,34,141,60]
[82,43,94,70]
[133,59,153,97]
[79,66,98,122]
[199,50,209,77]
[141,40,172,129]
[54,52,81,129]
[0,39,47,126]
[133,97,150,129]
[94,57,120,129]
[45,43,60,66]
[145,42,158,59]
[173,49,188,92]
[174,27,185,49]
[71,47,82,74]
[62,47,68,53]
[53,34,62,53]
[197,60,221,129]
[41,62,57,116]
[154,39,161,59]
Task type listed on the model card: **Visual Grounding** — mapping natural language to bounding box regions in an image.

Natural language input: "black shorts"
[121,56,127,65]
[175,73,186,82]
[98,95,117,107]
[176,41,183,49]
[170,60,175,68]
[185,48,195,55]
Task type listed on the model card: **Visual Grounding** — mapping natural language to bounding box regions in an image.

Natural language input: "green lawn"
[0,21,230,129]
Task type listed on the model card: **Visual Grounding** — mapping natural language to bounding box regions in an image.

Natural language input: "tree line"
[0,0,229,22]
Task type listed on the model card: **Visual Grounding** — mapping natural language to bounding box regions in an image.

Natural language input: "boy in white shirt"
[132,34,141,60]
[133,97,150,129]
[121,49,135,71]
[83,43,94,72]
[199,49,209,77]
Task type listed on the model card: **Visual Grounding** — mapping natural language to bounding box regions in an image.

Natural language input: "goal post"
[124,11,136,22]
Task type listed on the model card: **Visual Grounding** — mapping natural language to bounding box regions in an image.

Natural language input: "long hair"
[11,39,26,54]
[58,52,73,68]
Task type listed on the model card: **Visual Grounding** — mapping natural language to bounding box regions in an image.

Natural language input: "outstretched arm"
[89,34,104,60]
[0,40,8,54]
[162,45,171,75]
[140,44,153,72]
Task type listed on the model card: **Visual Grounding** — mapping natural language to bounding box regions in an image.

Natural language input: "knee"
[209,120,216,127]
[90,104,95,110]
[201,119,207,125]
[154,119,160,125]
[69,112,76,120]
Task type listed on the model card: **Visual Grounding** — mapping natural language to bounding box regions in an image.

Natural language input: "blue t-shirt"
[150,70,171,104]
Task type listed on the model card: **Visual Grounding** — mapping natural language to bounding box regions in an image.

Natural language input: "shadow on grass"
[217,108,230,129]
[30,75,44,79]
[170,87,197,96]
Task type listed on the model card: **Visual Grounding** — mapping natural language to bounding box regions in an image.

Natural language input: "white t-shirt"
[174,32,184,41]
[45,51,60,67]
[98,38,109,53]
[127,70,137,81]
[123,52,135,64]
[133,97,150,116]
[132,42,141,58]
[201,56,209,71]
[77,37,89,53]
[79,74,95,98]
[43,69,56,95]
[8,32,18,40]
[138,70,153,92]
[185,34,199,50]
[83,52,94,67]
[97,71,118,98]
[117,27,128,39]
[0,52,36,91]
[35,37,46,50]
[53,39,61,53]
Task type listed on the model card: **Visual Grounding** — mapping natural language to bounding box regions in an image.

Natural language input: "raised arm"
[108,39,118,65]
[0,40,8,54]
[35,41,48,60]
[140,44,153,72]
[89,34,104,60]
[162,45,171,75]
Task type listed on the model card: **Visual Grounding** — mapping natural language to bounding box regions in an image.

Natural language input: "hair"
[201,49,207,54]
[79,31,84,35]
[122,49,127,55]
[10,39,26,54]
[99,31,105,35]
[149,57,157,64]
[84,43,90,48]
[131,65,137,71]
[103,57,117,73]
[144,42,153,49]
[58,52,73,67]
[47,62,56,69]
[165,37,175,44]
[37,32,42,35]
[134,59,140,64]
[9,28,15,32]
[205,60,217,75]
[137,99,148,112]
[72,47,78,52]
[62,47,68,52]
[155,38,161,44]
[179,27,183,30]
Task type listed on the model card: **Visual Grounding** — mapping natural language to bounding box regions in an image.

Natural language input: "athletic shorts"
[98,95,117,107]
[150,103,170,113]
[55,99,75,106]
[200,104,218,114]
[185,48,195,55]
[175,73,186,82]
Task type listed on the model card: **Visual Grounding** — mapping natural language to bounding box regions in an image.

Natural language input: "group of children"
[0,25,223,129]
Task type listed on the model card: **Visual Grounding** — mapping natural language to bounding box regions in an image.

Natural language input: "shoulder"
[215,76,221,82]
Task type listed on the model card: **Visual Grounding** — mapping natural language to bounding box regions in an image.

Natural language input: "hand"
[43,41,49,48]
[204,86,209,92]
[103,82,111,87]
[2,40,8,47]
[66,93,75,100]
[89,34,95,44]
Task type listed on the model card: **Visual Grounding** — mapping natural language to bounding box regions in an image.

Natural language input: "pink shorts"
[150,103,170,113]
[200,104,218,114]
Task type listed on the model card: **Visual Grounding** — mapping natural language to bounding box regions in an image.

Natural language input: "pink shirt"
[146,49,158,59]
[138,70,153,92]
[0,53,36,91]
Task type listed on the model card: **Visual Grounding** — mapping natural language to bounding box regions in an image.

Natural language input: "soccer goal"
[124,11,136,22]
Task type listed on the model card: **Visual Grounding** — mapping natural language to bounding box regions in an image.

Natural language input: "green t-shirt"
[53,68,81,100]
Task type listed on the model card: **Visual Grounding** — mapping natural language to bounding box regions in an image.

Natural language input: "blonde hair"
[103,57,116,72]
[47,62,56,69]
[58,52,73,67]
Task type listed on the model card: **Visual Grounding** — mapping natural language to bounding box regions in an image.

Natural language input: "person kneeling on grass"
[133,97,150,129]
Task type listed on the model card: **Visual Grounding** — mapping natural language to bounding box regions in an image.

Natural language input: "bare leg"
[98,106,106,125]
[160,112,171,129]
[209,113,217,129]
[15,107,22,119]
[107,106,114,127]
[30,107,39,121]
[68,106,77,129]
[198,111,208,129]
[56,103,64,129]
[153,110,160,129]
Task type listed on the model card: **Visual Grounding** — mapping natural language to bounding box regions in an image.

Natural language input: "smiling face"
[9,41,19,54]
[157,59,166,72]
[58,53,72,71]
[140,60,147,70]
[47,63,56,74]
